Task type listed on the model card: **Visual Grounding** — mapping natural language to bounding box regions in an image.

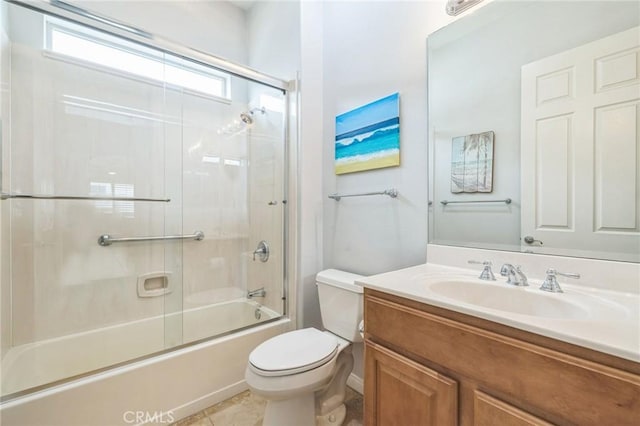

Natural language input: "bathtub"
[0,299,291,426]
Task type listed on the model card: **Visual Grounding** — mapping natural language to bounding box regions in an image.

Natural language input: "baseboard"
[347,373,363,395]
[152,380,248,425]
[163,374,362,424]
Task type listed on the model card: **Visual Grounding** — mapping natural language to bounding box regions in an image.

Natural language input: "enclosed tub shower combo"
[0,1,293,423]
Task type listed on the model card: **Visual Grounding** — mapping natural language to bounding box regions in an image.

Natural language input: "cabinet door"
[365,341,458,426]
[474,391,554,426]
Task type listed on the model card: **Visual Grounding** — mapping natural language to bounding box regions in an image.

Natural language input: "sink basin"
[360,263,639,361]
[428,280,594,320]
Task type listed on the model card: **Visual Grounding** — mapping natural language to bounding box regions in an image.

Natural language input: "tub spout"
[247,287,266,298]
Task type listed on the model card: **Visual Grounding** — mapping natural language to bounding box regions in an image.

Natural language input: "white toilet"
[245,269,364,426]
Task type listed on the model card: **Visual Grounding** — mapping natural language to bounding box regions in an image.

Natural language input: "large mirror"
[428,0,640,262]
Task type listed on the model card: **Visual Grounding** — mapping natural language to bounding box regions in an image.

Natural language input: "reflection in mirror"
[428,0,640,262]
[450,131,494,193]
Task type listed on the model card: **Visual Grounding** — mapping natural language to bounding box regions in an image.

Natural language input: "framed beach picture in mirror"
[334,93,400,174]
[450,131,494,193]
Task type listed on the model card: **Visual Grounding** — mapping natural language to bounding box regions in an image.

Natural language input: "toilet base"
[262,399,347,426]
[262,393,315,426]
[317,403,346,426]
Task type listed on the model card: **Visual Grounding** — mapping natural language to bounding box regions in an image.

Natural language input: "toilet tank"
[316,269,364,343]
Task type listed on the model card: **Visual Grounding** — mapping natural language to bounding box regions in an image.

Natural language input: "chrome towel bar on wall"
[98,231,204,246]
[328,188,398,201]
[0,193,170,202]
[440,198,511,205]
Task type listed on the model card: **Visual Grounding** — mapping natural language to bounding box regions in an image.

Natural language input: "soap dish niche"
[137,272,172,298]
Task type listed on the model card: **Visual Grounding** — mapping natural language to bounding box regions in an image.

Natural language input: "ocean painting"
[335,93,400,174]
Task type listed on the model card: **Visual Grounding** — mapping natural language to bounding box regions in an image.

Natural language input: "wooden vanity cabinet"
[365,341,458,426]
[363,289,640,426]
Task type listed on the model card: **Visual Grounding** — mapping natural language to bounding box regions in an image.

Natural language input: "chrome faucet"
[247,287,266,298]
[500,264,529,286]
[468,260,496,281]
[540,269,580,293]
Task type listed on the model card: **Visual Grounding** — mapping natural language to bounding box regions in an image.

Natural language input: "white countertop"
[358,263,640,363]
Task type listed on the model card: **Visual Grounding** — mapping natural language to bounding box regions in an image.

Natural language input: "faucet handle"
[468,260,492,265]
[252,240,270,262]
[549,269,580,279]
[468,260,496,281]
[540,268,580,293]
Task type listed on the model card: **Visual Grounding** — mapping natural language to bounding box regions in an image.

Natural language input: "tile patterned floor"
[172,387,363,426]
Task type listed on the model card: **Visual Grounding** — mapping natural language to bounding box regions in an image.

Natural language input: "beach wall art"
[450,130,494,193]
[334,93,400,175]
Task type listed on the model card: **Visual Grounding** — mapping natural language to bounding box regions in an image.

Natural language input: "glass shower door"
[176,74,287,345]
[0,3,181,396]
[0,0,288,399]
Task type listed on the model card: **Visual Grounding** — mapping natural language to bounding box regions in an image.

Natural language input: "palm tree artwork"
[450,131,494,193]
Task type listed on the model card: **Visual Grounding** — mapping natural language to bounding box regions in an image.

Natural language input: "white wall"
[298,0,325,329]
[322,1,454,277]
[317,0,456,382]
[247,1,300,81]
[73,0,249,65]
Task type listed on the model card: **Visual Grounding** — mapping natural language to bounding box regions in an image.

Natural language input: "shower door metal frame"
[1,0,294,401]
[7,0,289,92]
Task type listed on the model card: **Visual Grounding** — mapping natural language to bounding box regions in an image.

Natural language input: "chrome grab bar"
[440,198,511,205]
[328,188,398,201]
[98,231,204,246]
[1,193,170,202]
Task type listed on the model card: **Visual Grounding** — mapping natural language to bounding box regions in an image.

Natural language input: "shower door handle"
[253,240,269,262]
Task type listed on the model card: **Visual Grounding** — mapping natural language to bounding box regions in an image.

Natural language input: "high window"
[45,17,230,99]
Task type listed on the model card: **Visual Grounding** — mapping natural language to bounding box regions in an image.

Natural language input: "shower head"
[240,112,253,125]
[239,107,266,125]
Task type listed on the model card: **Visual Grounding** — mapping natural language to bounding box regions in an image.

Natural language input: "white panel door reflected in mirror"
[427,0,639,262]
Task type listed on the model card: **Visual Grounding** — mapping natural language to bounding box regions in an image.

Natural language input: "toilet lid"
[249,328,338,376]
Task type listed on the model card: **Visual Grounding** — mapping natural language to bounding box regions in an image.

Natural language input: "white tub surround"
[1,299,280,397]
[358,260,639,363]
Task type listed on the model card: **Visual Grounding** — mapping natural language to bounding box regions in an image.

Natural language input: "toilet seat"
[249,328,339,377]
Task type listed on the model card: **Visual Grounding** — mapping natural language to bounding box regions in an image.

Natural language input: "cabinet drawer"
[365,293,640,425]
